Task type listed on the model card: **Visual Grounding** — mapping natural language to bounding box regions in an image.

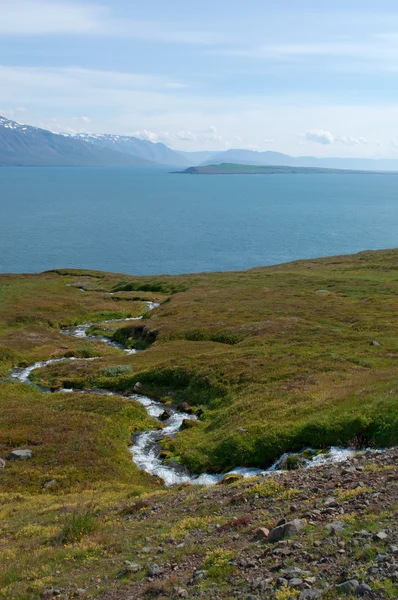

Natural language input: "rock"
[369,340,381,346]
[41,590,62,599]
[0,458,5,469]
[336,580,359,593]
[124,562,142,573]
[289,578,303,587]
[159,410,171,421]
[219,473,243,485]
[180,418,196,431]
[7,449,32,461]
[147,564,161,577]
[355,583,372,595]
[268,519,305,542]
[389,545,398,555]
[43,479,57,489]
[133,382,143,393]
[180,402,194,414]
[254,527,270,540]
[176,589,189,598]
[73,591,86,598]
[325,520,346,535]
[286,454,307,470]
[374,531,388,541]
[324,496,339,507]
[299,591,322,600]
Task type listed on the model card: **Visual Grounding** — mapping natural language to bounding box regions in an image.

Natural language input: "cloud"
[305,130,368,146]
[131,129,172,143]
[0,65,184,92]
[0,0,221,44]
[129,127,232,147]
[305,130,335,145]
[176,131,197,141]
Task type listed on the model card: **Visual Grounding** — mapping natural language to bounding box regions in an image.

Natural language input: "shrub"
[76,346,96,358]
[203,548,235,579]
[103,365,132,377]
[58,506,96,544]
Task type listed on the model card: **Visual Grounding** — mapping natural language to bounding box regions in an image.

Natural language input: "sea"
[1,167,397,274]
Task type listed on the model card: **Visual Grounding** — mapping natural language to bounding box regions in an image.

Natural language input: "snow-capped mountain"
[0,116,160,167]
[68,132,190,167]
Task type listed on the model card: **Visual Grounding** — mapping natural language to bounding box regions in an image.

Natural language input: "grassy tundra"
[0,250,398,598]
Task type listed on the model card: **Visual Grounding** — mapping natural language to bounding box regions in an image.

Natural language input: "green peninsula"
[179,162,386,174]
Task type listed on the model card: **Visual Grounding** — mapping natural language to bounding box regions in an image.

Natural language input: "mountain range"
[2,114,398,171]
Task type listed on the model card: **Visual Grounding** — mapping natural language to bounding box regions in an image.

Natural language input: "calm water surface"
[1,167,397,274]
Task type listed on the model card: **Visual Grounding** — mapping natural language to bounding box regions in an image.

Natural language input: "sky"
[2,0,398,156]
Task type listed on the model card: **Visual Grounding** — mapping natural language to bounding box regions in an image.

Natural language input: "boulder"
[336,580,359,593]
[8,449,32,461]
[254,527,270,540]
[133,382,143,393]
[180,419,196,431]
[369,340,381,346]
[180,402,194,414]
[355,583,372,596]
[268,518,305,542]
[299,591,322,599]
[325,520,347,535]
[159,410,171,421]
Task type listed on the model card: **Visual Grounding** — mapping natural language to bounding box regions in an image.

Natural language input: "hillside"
[0,116,159,167]
[178,163,381,175]
[0,250,397,598]
[201,149,398,172]
[70,132,189,167]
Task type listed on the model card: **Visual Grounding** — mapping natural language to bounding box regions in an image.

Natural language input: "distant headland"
[177,162,390,175]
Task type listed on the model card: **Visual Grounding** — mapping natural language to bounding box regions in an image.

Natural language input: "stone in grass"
[0,458,5,469]
[43,479,57,490]
[254,527,270,540]
[355,583,372,596]
[219,473,244,485]
[299,591,322,600]
[267,518,305,542]
[123,562,142,574]
[325,520,346,535]
[374,531,388,541]
[8,449,32,461]
[133,382,143,393]
[336,580,359,593]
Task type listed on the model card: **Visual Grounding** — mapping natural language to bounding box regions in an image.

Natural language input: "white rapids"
[9,299,356,487]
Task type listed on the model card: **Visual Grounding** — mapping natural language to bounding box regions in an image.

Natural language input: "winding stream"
[10,300,356,486]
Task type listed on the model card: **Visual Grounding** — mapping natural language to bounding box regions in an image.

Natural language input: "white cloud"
[305,130,335,145]
[305,130,368,146]
[0,0,221,44]
[131,129,171,143]
[176,131,197,141]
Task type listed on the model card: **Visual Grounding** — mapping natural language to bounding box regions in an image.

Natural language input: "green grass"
[2,249,397,476]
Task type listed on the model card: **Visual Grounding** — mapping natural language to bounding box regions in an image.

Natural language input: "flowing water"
[10,298,356,485]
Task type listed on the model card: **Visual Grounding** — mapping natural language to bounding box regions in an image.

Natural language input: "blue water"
[1,167,397,274]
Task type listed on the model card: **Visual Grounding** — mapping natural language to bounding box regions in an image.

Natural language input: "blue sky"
[2,0,398,156]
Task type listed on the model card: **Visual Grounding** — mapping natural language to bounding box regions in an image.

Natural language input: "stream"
[10,300,356,486]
